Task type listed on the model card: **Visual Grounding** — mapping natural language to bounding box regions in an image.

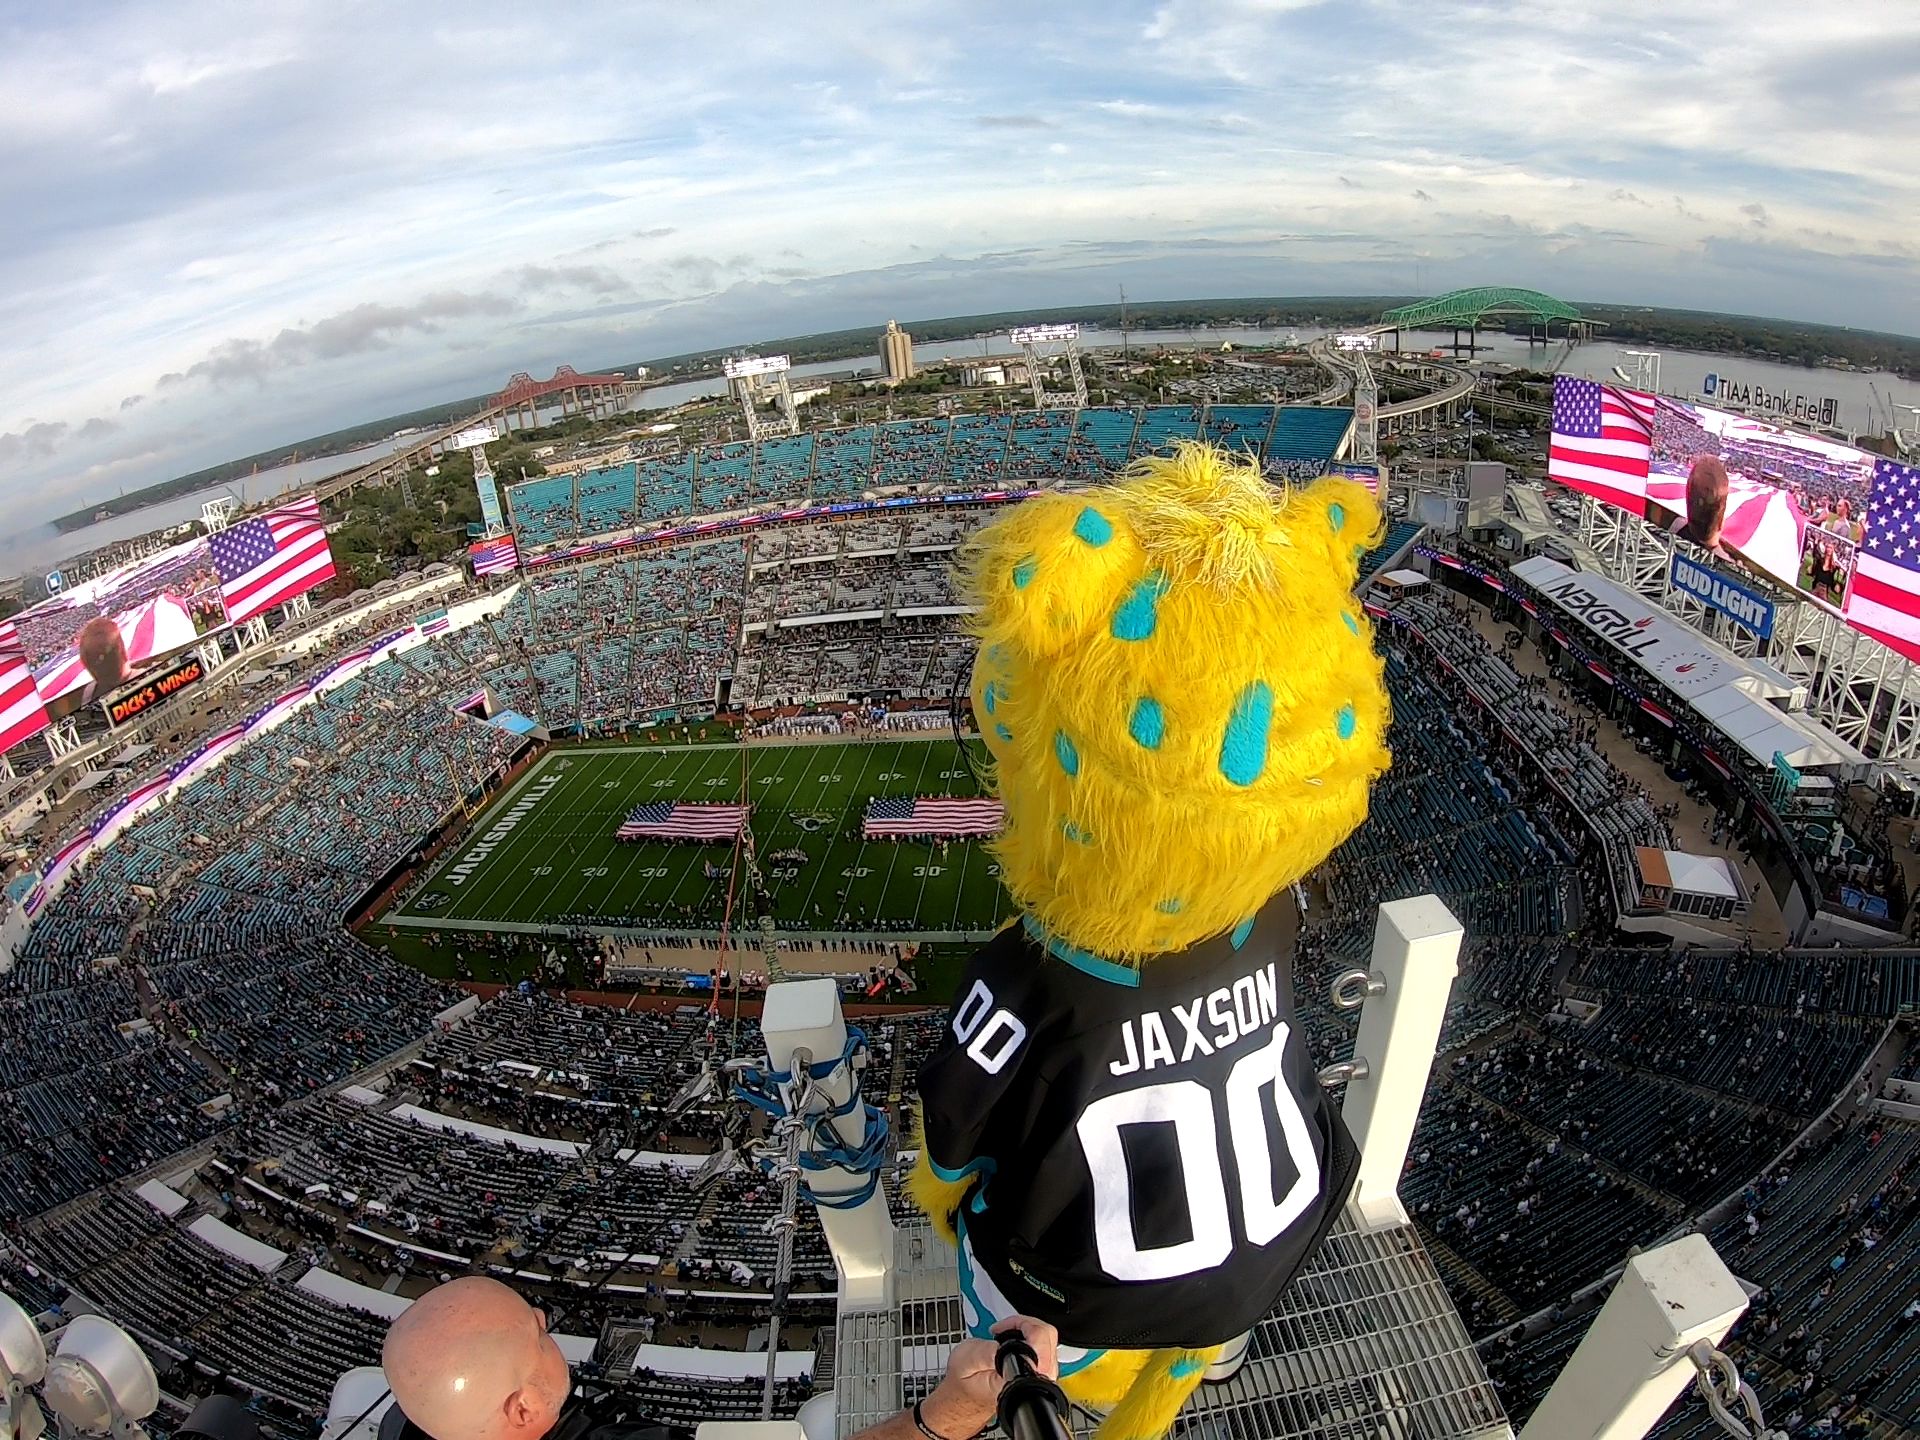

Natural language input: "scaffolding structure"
[1009,324,1088,410]
[725,354,800,440]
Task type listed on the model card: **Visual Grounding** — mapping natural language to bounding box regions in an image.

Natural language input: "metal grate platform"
[836,1217,1512,1439]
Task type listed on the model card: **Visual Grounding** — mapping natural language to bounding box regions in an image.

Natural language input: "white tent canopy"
[1512,554,1865,774]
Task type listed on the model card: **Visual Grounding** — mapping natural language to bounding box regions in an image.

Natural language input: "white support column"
[759,978,896,1308]
[1341,895,1463,1232]
[1520,1234,1748,1440]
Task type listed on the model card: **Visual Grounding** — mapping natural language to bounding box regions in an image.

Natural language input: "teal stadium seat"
[1130,404,1202,457]
[754,434,815,504]
[870,418,951,490]
[635,454,694,524]
[1068,407,1138,478]
[810,424,875,501]
[1005,409,1074,479]
[945,413,1011,487]
[1267,406,1355,463]
[695,442,755,514]
[575,463,639,534]
[509,474,577,545]
[1203,404,1278,456]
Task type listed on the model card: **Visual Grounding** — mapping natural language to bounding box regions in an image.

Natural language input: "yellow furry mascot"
[909,443,1391,1438]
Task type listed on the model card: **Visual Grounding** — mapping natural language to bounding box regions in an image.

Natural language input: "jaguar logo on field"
[416,892,451,911]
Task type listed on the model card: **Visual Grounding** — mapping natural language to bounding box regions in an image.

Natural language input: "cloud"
[158,291,522,389]
[1,0,1918,547]
[510,264,631,297]
[0,414,117,465]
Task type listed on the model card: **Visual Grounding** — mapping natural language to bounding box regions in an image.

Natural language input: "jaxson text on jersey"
[947,961,1319,1284]
[948,961,1283,1078]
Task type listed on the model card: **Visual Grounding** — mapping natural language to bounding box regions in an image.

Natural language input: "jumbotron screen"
[1643,396,1875,606]
[14,538,230,720]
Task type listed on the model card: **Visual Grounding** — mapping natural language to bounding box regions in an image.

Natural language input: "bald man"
[384,1278,572,1440]
[383,1276,1058,1440]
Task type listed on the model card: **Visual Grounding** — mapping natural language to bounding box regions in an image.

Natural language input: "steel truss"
[1017,335,1088,410]
[1574,495,1920,760]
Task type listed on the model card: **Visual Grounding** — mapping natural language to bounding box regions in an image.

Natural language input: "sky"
[2,0,1917,529]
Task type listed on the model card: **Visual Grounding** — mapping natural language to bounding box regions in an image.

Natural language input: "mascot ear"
[1272,476,1385,591]
[958,493,1146,660]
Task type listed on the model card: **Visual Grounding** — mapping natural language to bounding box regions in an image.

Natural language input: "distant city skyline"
[3,0,1916,526]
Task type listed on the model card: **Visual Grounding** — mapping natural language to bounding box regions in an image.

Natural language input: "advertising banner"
[1668,553,1777,640]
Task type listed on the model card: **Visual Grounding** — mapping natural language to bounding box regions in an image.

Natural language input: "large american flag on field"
[1842,458,1920,663]
[208,497,335,624]
[0,621,50,755]
[470,536,520,576]
[616,802,750,841]
[1549,376,1656,511]
[863,795,1004,838]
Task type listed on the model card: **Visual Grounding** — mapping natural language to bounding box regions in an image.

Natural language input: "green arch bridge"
[1379,286,1604,353]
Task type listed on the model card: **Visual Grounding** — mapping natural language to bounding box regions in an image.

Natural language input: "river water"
[15,324,1915,582]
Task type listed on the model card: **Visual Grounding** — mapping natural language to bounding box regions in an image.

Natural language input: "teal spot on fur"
[1218,680,1273,786]
[1111,569,1168,641]
[982,681,1001,714]
[1343,611,1360,635]
[1072,506,1113,547]
[1054,729,1079,777]
[1012,555,1037,589]
[1156,897,1184,914]
[994,723,1012,743]
[1061,819,1093,845]
[1338,703,1357,740]
[1170,1355,1207,1379]
[1230,916,1255,950]
[1329,502,1346,532]
[1128,696,1164,750]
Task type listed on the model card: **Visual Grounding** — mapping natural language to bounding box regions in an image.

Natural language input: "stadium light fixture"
[38,1315,157,1439]
[0,1292,49,1440]
[320,1368,396,1440]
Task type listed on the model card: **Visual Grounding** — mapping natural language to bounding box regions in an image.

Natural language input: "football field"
[385,738,1014,937]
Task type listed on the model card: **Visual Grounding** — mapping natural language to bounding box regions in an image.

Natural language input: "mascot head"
[957,443,1391,963]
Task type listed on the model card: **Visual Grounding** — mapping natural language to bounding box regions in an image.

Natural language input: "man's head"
[382,1278,571,1440]
[76,615,130,694]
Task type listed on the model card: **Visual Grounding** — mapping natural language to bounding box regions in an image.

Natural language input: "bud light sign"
[1670,552,1775,640]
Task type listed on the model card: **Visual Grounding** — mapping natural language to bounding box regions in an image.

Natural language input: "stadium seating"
[809,424,875,501]
[1130,403,1201,455]
[1268,405,1356,462]
[502,404,1363,548]
[945,413,1012,488]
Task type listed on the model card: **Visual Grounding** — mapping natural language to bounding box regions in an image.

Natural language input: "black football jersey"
[916,899,1357,1349]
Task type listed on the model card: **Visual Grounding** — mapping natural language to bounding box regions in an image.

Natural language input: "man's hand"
[921,1317,1060,1438]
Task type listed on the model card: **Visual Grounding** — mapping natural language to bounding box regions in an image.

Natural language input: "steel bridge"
[1380,287,1603,356]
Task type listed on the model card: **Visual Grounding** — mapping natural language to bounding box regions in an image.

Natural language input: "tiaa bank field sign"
[1670,552,1775,640]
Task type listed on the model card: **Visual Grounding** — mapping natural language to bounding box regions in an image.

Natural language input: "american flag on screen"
[209,497,335,624]
[0,621,50,756]
[615,802,750,841]
[1549,377,1655,511]
[1842,458,1920,663]
[863,795,1004,838]
[470,536,520,575]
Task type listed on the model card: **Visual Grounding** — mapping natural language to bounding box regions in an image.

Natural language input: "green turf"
[384,737,1014,939]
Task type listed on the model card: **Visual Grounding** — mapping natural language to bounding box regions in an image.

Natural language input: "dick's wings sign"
[1669,553,1776,640]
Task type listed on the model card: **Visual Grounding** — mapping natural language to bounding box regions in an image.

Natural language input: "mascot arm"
[904,1106,977,1246]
